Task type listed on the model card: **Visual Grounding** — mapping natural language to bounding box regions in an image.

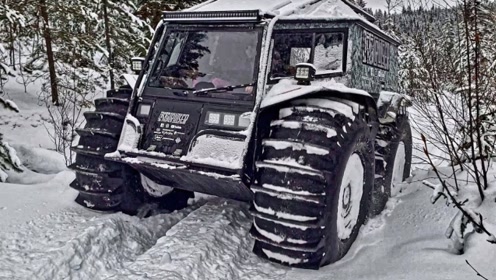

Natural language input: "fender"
[376,91,411,123]
[260,79,378,120]
[247,79,380,185]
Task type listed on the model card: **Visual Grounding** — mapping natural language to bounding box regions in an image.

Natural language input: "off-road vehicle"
[70,0,412,268]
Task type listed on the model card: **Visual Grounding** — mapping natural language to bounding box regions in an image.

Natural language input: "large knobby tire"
[371,116,412,215]
[250,97,375,268]
[378,116,413,197]
[69,87,192,214]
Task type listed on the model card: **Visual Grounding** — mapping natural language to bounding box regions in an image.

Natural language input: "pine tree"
[355,0,367,9]
[0,97,21,182]
[137,0,202,28]
[454,0,496,160]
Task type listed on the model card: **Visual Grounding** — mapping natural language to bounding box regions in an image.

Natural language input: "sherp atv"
[69,0,412,269]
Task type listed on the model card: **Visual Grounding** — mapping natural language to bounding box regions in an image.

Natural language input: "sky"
[366,0,393,11]
[365,0,458,12]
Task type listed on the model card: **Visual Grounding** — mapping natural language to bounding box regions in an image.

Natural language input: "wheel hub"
[337,153,364,240]
[391,141,406,197]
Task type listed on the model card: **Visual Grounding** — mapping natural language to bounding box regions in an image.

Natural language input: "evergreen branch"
[0,97,20,113]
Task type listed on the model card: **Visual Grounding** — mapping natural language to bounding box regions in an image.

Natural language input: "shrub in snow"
[40,78,96,165]
[401,0,496,256]
[0,97,22,181]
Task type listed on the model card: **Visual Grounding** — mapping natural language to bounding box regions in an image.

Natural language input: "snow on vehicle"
[69,0,412,269]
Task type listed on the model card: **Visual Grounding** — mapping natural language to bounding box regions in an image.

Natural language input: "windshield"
[148,29,260,99]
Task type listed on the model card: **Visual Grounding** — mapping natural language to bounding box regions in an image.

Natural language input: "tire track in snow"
[34,205,200,280]
[103,199,289,280]
[0,208,100,279]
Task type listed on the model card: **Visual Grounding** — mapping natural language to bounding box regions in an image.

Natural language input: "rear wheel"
[250,97,374,268]
[384,117,412,197]
[69,87,192,214]
[371,116,412,215]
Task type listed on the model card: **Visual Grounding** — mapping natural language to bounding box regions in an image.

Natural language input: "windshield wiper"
[163,86,194,97]
[192,83,254,96]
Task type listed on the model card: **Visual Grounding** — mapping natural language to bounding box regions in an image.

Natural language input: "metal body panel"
[114,155,253,201]
[113,1,402,200]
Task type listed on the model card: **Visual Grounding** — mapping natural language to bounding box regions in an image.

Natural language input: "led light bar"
[163,10,262,22]
[205,111,251,129]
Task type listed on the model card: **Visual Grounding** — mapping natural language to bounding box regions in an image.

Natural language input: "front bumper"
[108,152,253,202]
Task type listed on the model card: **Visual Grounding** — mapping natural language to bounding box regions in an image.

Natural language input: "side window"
[271,33,313,78]
[313,33,344,73]
[270,31,345,79]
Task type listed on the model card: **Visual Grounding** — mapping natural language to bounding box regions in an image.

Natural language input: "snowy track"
[0,198,289,280]
[1,171,496,280]
[36,209,197,279]
[1,81,496,280]
[104,200,288,280]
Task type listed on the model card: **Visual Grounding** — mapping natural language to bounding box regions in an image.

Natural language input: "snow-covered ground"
[1,80,495,280]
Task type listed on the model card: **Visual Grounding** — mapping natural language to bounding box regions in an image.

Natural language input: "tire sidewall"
[383,116,412,197]
[323,116,374,265]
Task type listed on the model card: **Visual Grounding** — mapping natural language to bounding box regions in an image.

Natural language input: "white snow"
[279,106,336,119]
[193,0,318,15]
[254,222,286,243]
[264,158,320,173]
[140,174,173,197]
[262,183,323,196]
[262,249,307,265]
[10,144,66,174]
[253,202,317,222]
[264,139,329,155]
[103,200,289,280]
[117,114,141,152]
[180,134,246,170]
[257,161,324,178]
[271,120,338,138]
[292,97,357,119]
[262,78,368,111]
[252,186,320,204]
[1,62,496,280]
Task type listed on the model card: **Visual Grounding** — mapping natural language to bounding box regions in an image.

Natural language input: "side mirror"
[294,63,316,86]
[130,57,145,74]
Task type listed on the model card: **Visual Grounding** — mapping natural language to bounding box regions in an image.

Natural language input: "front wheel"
[69,87,192,214]
[250,97,375,268]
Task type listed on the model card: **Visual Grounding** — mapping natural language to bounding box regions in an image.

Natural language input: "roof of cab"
[189,0,371,21]
[184,0,399,45]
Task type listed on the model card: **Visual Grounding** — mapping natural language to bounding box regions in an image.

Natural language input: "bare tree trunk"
[461,0,484,200]
[8,22,15,71]
[39,0,59,105]
[102,0,115,90]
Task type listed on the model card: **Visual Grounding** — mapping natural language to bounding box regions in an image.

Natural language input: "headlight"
[131,57,145,73]
[238,112,251,128]
[223,114,236,126]
[205,111,252,129]
[296,67,310,79]
[207,112,221,125]
[294,63,316,85]
[137,103,152,117]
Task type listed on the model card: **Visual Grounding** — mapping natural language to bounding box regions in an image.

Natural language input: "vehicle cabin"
[164,0,401,98]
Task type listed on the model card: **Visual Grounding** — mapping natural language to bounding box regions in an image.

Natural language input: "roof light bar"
[163,10,262,22]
